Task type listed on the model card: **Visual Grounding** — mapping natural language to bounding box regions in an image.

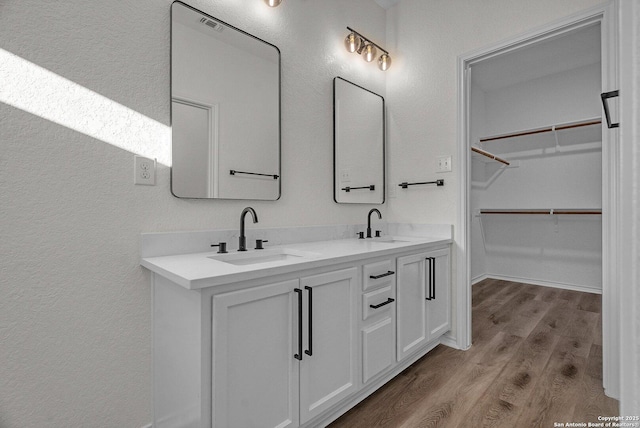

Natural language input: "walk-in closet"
[469,23,604,293]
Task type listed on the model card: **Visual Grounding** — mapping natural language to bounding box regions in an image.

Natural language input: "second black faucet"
[238,207,258,251]
[367,208,382,238]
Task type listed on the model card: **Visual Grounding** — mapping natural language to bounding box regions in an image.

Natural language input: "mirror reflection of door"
[171,1,281,200]
[171,99,217,198]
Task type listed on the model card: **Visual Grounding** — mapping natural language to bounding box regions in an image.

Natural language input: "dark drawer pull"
[370,298,395,309]
[369,270,395,280]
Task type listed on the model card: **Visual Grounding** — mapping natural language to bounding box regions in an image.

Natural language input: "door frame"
[172,96,219,197]
[455,1,620,398]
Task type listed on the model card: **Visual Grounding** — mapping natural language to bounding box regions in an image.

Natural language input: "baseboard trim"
[471,273,489,285]
[477,273,601,295]
[440,333,466,350]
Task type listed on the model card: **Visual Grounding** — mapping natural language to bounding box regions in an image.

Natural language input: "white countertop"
[141,236,451,290]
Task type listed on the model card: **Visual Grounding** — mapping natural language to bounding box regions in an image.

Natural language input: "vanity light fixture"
[264,0,282,6]
[345,27,391,71]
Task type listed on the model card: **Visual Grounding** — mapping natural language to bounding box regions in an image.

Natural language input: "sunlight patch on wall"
[0,48,171,166]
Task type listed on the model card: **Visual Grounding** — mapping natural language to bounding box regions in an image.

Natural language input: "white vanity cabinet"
[145,235,451,428]
[396,247,450,361]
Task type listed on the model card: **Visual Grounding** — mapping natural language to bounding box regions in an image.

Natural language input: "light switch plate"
[436,155,452,173]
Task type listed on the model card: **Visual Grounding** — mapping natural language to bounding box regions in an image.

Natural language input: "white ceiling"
[471,23,601,92]
[373,0,401,10]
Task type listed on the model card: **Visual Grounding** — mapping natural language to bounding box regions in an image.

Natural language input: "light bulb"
[344,33,361,53]
[378,53,392,71]
[264,0,282,7]
[362,44,377,62]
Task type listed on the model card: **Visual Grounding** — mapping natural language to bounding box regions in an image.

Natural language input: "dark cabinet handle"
[370,298,395,309]
[431,257,436,300]
[601,90,619,129]
[369,270,395,279]
[294,288,303,361]
[425,258,431,300]
[426,257,435,300]
[304,286,313,356]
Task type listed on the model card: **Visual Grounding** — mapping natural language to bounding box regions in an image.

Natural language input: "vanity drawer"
[363,286,394,321]
[363,259,395,291]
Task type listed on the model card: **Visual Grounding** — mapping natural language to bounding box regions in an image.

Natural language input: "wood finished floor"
[329,279,618,428]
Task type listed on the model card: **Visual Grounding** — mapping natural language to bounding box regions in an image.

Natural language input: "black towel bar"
[398,179,444,189]
[342,185,375,192]
[230,170,279,179]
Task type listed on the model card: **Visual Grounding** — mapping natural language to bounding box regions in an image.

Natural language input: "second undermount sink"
[372,237,411,244]
[208,248,320,266]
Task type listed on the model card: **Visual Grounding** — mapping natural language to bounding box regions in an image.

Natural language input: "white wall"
[483,62,602,136]
[0,0,386,426]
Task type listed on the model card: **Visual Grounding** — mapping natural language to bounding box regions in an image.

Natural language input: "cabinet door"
[362,316,394,384]
[396,252,428,361]
[425,248,451,341]
[212,280,299,428]
[299,268,358,424]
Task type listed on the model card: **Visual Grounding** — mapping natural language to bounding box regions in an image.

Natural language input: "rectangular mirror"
[333,77,385,204]
[171,1,280,200]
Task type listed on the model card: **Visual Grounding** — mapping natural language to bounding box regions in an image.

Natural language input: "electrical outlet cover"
[135,155,156,185]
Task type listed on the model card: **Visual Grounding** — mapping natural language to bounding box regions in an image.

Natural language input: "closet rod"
[479,209,601,215]
[471,147,510,165]
[554,120,602,132]
[479,119,602,143]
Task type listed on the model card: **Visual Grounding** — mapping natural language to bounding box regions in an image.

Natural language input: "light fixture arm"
[346,27,389,55]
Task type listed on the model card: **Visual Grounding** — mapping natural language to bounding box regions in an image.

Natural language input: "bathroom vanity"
[142,231,451,428]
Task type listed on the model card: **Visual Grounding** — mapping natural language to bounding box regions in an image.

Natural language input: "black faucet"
[238,207,258,251]
[367,208,382,238]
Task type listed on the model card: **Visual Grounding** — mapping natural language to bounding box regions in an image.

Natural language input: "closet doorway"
[457,4,619,399]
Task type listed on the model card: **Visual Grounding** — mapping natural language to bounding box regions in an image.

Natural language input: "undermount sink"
[208,248,319,266]
[370,237,411,244]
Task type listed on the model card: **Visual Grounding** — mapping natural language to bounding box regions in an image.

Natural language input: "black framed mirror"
[333,77,385,204]
[171,1,281,200]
